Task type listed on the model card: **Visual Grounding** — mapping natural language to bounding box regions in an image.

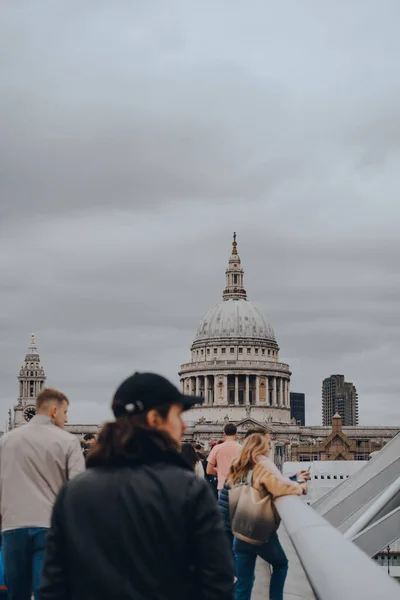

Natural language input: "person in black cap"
[40,372,234,600]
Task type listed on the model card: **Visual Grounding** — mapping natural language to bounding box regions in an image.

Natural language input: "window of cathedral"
[262,349,265,355]
[201,349,203,355]
[207,348,210,354]
[255,348,259,354]
[239,348,243,353]
[230,348,234,354]
[213,348,217,354]
[222,348,226,354]
[247,348,251,354]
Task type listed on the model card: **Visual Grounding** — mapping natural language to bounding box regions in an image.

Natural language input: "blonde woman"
[221,432,308,600]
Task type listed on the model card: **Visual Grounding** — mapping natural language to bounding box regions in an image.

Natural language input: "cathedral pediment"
[235,417,269,431]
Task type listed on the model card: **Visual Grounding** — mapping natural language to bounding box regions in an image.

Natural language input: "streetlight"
[386,545,391,576]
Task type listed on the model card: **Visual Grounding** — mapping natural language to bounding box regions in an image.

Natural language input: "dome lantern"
[222,232,247,301]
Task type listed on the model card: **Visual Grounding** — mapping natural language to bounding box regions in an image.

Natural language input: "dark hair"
[224,423,237,436]
[83,433,96,442]
[86,403,177,468]
[36,388,69,410]
[180,443,198,470]
[244,427,268,438]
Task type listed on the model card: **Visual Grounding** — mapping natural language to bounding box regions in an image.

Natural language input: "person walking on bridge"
[207,423,242,493]
[0,388,85,600]
[40,372,234,600]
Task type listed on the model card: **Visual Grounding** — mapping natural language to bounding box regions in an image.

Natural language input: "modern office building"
[322,374,358,426]
[290,392,305,425]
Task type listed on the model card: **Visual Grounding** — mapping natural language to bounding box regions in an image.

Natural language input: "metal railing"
[344,474,400,543]
[274,495,400,599]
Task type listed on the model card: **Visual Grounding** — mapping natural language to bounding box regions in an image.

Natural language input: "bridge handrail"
[274,495,400,600]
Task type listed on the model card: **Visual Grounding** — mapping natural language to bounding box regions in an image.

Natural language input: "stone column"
[195,377,200,397]
[255,376,260,404]
[214,377,219,405]
[245,375,250,405]
[279,378,283,407]
[264,377,269,406]
[272,377,277,406]
[224,375,229,405]
[234,375,239,405]
[286,379,290,407]
[204,376,209,404]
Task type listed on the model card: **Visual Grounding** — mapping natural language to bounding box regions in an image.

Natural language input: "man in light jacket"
[0,387,85,600]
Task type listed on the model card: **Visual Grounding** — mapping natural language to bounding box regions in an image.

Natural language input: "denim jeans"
[2,527,48,600]
[233,534,288,600]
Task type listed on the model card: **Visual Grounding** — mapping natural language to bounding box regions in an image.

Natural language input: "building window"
[201,349,203,355]
[222,348,226,354]
[247,348,251,354]
[262,349,265,355]
[207,348,210,354]
[268,350,271,355]
[214,348,217,354]
[230,348,234,354]
[234,274,238,284]
[239,348,243,354]
[255,348,259,354]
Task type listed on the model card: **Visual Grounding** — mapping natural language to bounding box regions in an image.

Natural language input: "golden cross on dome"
[232,232,238,254]
[31,333,35,345]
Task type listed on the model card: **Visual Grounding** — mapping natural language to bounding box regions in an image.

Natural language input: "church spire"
[17,335,46,412]
[222,232,247,301]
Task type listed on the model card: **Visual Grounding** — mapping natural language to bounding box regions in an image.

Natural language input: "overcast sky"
[2,1,400,429]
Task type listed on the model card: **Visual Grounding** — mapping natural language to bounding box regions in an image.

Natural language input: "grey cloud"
[2,1,400,428]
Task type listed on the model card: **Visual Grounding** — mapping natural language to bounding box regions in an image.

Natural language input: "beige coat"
[254,455,303,498]
[0,414,85,531]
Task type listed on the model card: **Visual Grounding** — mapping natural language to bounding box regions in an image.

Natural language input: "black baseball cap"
[112,372,204,417]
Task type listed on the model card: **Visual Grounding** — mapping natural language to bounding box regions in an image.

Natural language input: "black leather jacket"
[40,449,234,600]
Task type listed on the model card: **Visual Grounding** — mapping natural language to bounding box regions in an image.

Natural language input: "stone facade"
[11,334,46,429]
[179,234,292,425]
[179,235,399,464]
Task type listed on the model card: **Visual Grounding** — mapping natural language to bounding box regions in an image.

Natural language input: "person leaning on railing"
[218,432,309,600]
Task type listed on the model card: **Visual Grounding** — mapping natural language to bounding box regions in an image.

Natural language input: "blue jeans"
[2,527,48,600]
[234,534,288,600]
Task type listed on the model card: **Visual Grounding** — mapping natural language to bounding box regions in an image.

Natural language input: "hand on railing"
[299,482,308,495]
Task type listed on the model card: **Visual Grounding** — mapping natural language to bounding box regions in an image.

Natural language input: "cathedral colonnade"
[181,374,290,408]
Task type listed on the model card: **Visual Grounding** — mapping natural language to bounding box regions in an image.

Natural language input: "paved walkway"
[252,526,316,600]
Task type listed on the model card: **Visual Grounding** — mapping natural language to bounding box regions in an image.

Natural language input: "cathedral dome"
[195,299,276,343]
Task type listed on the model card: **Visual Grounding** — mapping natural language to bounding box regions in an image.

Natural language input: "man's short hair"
[223,423,237,436]
[244,426,268,438]
[83,433,96,442]
[36,388,69,411]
